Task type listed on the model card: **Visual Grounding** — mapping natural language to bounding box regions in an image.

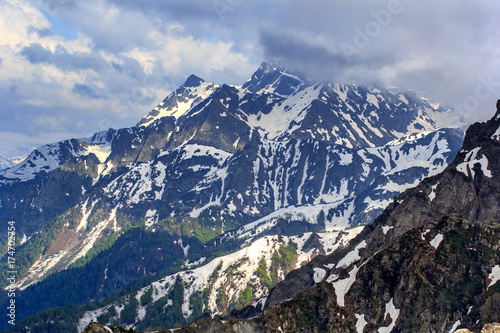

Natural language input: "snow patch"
[85,143,112,163]
[356,313,368,333]
[70,208,117,265]
[456,147,492,178]
[487,265,500,290]
[399,94,409,105]
[429,183,438,202]
[313,267,327,283]
[174,239,190,257]
[331,264,360,306]
[145,209,158,228]
[15,251,67,290]
[378,298,400,333]
[367,93,379,108]
[421,229,431,241]
[336,240,367,269]
[382,225,393,235]
[430,233,444,249]
[76,200,96,232]
[448,320,461,333]
[77,304,116,333]
[252,297,267,309]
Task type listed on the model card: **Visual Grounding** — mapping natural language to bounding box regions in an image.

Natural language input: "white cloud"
[122,48,157,75]
[155,34,252,81]
[0,0,50,49]
[1,0,500,158]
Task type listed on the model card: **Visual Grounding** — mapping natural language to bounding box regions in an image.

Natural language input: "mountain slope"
[175,101,500,332]
[137,74,218,127]
[0,127,462,296]
[0,62,465,332]
[0,62,460,287]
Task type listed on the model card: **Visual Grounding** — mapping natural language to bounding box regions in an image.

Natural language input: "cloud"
[1,0,500,159]
[250,0,500,122]
[72,83,101,99]
[259,30,349,78]
[20,43,52,63]
[20,43,111,73]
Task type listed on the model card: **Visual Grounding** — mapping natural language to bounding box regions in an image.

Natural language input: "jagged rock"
[482,323,500,333]
[82,322,132,333]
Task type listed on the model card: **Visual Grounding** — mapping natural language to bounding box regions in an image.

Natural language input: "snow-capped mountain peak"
[242,61,308,97]
[137,75,218,127]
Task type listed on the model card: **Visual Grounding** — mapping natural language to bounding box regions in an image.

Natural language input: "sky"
[1,0,500,159]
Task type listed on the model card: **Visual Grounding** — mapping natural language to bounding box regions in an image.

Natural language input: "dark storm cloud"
[259,30,349,78]
[244,0,500,121]
[258,28,400,86]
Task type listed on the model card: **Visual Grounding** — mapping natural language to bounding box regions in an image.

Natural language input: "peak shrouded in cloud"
[1,0,499,158]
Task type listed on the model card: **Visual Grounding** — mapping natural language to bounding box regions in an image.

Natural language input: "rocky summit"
[1,62,481,333]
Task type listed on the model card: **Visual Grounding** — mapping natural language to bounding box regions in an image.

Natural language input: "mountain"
[0,154,19,171]
[136,74,218,127]
[168,101,500,332]
[0,62,457,236]
[0,62,465,332]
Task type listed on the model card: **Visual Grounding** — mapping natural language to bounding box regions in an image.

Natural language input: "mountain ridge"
[0,62,470,332]
[73,101,500,333]
[199,101,500,332]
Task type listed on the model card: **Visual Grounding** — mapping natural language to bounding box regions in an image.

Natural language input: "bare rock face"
[482,323,500,333]
[82,322,112,333]
[82,319,266,333]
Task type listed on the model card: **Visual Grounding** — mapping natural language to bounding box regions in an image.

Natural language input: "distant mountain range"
[0,154,24,171]
[0,62,472,333]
